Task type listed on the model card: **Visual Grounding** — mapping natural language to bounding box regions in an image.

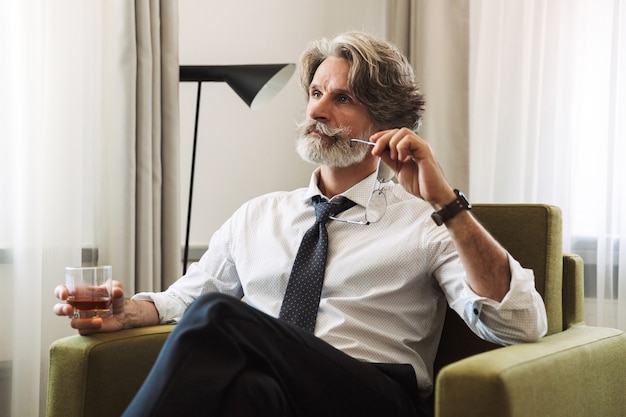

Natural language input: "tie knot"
[312,196,355,224]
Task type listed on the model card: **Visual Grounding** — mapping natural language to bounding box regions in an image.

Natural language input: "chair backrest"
[434,204,566,375]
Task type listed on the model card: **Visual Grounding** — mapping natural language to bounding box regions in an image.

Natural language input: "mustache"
[296,120,351,141]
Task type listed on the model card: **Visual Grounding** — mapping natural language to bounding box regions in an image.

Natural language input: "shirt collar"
[303,167,379,208]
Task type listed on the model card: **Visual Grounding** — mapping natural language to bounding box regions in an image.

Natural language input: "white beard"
[295,121,371,168]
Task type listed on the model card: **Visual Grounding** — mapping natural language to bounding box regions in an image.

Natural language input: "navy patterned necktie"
[278,195,356,332]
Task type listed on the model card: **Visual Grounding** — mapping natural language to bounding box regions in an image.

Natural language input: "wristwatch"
[431,189,471,226]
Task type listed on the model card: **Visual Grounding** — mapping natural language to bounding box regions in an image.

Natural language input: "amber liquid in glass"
[67,297,111,310]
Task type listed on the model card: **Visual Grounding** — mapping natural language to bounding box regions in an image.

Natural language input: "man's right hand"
[54,280,127,335]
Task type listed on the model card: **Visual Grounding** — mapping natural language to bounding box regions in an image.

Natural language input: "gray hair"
[299,31,426,131]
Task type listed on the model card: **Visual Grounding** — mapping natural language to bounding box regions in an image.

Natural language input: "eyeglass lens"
[365,158,389,223]
[365,189,386,223]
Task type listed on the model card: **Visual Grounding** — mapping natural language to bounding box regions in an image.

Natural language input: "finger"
[54,284,69,301]
[109,281,125,314]
[112,296,125,315]
[369,129,396,158]
[368,130,386,143]
[111,280,125,297]
[388,129,412,161]
[53,302,74,317]
[391,130,429,163]
[70,317,103,332]
[396,136,421,163]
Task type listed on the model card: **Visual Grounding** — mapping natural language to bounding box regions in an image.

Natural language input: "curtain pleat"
[159,0,182,289]
[99,0,179,294]
[385,0,470,192]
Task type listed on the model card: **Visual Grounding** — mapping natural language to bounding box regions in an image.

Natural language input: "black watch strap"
[431,189,471,226]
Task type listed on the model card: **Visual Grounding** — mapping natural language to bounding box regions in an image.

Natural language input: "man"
[55,32,547,416]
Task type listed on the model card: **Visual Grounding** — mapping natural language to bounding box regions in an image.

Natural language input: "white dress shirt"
[133,168,548,395]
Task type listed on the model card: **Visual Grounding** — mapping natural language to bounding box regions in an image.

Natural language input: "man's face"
[296,56,375,167]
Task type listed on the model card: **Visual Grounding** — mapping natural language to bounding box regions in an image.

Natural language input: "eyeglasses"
[329,139,394,225]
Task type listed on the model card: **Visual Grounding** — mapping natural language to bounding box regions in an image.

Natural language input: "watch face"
[455,189,471,209]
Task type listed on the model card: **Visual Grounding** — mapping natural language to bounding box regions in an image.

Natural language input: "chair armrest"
[47,324,175,417]
[435,325,626,417]
[562,253,584,328]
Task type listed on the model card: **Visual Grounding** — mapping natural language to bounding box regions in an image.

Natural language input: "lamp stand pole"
[183,81,202,274]
[179,63,295,275]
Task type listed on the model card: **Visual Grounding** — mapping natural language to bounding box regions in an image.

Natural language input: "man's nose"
[308,95,331,122]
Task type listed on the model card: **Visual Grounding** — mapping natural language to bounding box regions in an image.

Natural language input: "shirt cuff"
[458,254,548,343]
[131,291,186,324]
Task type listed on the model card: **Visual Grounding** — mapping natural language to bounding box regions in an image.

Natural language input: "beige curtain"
[98,0,181,294]
[385,0,470,192]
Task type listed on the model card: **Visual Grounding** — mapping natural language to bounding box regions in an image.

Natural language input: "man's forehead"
[310,57,351,92]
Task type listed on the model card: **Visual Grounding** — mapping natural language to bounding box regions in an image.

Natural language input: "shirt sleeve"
[131,291,188,324]
[131,209,244,324]
[445,253,548,345]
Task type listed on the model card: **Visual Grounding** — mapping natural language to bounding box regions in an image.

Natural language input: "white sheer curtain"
[0,1,179,415]
[1,3,100,416]
[470,0,626,330]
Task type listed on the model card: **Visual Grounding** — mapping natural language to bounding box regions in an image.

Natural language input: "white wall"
[179,0,386,248]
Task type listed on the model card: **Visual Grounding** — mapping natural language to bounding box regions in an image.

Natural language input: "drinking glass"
[65,265,113,318]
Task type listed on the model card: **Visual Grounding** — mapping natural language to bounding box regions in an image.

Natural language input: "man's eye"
[338,95,351,103]
[311,90,321,98]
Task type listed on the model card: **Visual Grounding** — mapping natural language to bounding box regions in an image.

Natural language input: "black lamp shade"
[180,64,296,109]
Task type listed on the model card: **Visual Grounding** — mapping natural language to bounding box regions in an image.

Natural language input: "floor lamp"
[180,64,296,274]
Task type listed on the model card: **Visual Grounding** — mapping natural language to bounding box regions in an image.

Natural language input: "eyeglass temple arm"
[349,138,375,147]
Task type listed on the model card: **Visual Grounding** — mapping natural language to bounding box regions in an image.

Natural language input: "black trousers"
[122,293,431,417]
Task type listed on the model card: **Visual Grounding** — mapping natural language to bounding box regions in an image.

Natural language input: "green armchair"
[47,204,626,417]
